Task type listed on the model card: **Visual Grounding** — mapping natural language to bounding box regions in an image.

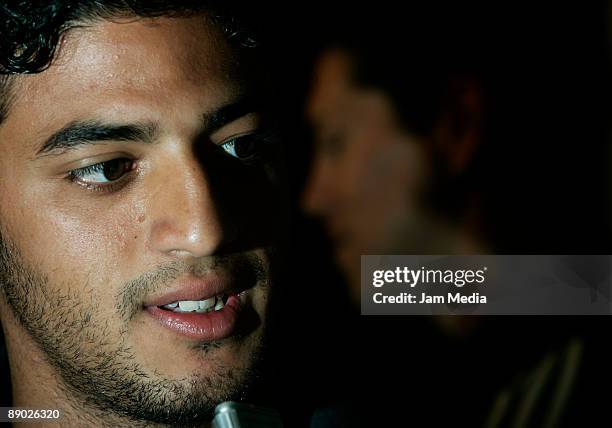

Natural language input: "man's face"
[304,51,434,298]
[0,15,280,424]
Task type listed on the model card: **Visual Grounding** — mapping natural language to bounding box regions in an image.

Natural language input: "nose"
[147,151,226,259]
[302,155,336,218]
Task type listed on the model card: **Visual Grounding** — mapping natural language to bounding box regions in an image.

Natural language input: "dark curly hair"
[0,0,255,122]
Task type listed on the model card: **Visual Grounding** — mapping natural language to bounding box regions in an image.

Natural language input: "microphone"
[211,401,283,428]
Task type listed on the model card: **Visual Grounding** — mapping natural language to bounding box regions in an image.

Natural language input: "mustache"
[116,252,268,323]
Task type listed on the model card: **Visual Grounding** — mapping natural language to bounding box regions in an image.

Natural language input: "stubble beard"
[0,230,268,426]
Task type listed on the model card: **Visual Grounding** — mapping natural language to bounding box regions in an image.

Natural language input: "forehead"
[53,15,230,88]
[2,15,238,152]
[307,50,355,122]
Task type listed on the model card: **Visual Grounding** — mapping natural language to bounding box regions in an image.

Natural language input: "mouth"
[158,293,230,313]
[144,273,253,342]
[326,221,350,247]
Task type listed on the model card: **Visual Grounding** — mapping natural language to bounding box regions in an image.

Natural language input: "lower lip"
[146,295,242,341]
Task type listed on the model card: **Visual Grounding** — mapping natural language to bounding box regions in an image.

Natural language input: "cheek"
[2,192,144,288]
[338,134,397,210]
[345,136,432,247]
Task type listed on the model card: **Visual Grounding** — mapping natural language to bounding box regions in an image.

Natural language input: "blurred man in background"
[300,3,612,426]
[302,7,490,302]
[302,3,610,302]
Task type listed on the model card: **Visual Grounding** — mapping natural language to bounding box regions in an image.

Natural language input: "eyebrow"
[36,121,159,157]
[35,98,257,158]
[201,98,256,135]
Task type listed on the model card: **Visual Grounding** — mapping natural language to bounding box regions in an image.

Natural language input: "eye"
[69,158,134,184]
[219,135,258,160]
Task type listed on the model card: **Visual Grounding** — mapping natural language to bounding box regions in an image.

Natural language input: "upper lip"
[144,271,243,308]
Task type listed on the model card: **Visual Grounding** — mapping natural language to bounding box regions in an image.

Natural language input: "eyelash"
[67,158,136,194]
[218,131,278,164]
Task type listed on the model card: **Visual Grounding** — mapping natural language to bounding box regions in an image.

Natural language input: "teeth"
[161,295,225,313]
[178,301,199,312]
[198,297,216,311]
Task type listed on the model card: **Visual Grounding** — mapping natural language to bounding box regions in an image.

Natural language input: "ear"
[431,78,484,175]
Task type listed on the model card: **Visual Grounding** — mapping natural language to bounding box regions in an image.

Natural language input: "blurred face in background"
[304,51,438,299]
